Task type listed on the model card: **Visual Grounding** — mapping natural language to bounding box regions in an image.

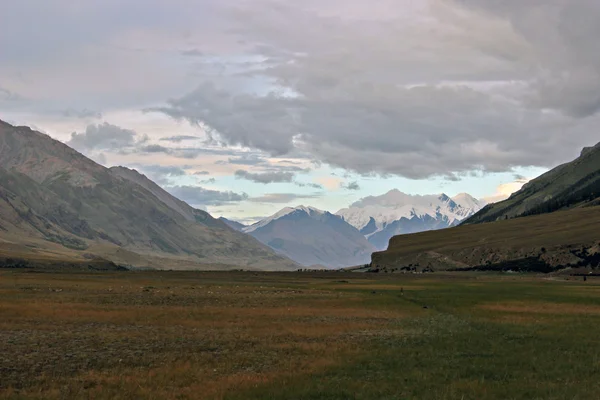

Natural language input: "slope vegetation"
[372,206,600,272]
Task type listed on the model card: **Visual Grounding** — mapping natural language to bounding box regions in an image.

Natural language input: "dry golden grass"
[5,270,600,399]
[0,270,419,399]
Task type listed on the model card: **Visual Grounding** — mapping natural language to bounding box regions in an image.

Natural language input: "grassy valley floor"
[1,270,600,399]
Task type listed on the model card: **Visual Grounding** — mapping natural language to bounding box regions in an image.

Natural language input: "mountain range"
[0,120,297,271]
[221,191,485,268]
[337,190,486,250]
[240,206,375,269]
[372,142,600,273]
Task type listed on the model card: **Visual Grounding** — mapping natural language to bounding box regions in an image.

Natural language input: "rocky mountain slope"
[370,205,600,273]
[219,217,246,231]
[337,190,485,250]
[0,120,297,270]
[243,206,376,268]
[465,142,600,224]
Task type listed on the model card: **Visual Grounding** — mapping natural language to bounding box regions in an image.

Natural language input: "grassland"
[2,269,600,399]
[372,205,600,271]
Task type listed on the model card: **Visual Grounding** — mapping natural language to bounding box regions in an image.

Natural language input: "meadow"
[2,269,600,399]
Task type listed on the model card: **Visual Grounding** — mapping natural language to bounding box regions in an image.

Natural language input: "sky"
[2,0,599,223]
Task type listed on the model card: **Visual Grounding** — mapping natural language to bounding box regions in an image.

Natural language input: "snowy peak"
[452,193,486,211]
[337,190,475,231]
[336,190,486,250]
[243,205,326,233]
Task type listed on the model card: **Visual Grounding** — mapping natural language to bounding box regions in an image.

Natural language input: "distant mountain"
[243,206,376,268]
[336,190,485,250]
[465,142,600,224]
[0,120,297,271]
[219,217,246,231]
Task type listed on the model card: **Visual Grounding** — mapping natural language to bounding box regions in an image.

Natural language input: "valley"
[3,269,600,399]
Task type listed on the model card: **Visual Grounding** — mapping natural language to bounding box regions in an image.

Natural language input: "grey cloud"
[295,182,324,189]
[0,87,24,102]
[167,185,248,206]
[132,164,188,185]
[341,181,360,191]
[249,193,322,204]
[7,0,600,180]
[161,81,596,179]
[153,0,600,179]
[160,135,200,143]
[194,171,211,176]
[181,49,204,57]
[234,169,295,184]
[137,165,187,177]
[91,153,107,166]
[455,0,600,118]
[62,108,102,119]
[200,178,216,184]
[139,144,172,153]
[68,122,138,152]
[227,154,268,165]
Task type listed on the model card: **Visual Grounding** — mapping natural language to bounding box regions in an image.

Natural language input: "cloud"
[193,171,211,176]
[227,154,268,165]
[249,193,322,203]
[167,185,248,206]
[483,177,531,204]
[131,164,187,185]
[139,144,172,153]
[317,176,343,190]
[456,0,600,118]
[68,122,138,152]
[159,135,200,143]
[234,169,295,184]
[180,49,204,57]
[6,0,600,184]
[91,153,107,166]
[152,0,600,179]
[62,108,102,119]
[295,182,324,189]
[200,178,216,184]
[341,181,361,191]
[0,87,25,102]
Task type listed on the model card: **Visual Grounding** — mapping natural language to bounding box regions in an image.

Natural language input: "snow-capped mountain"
[243,206,376,269]
[452,193,487,217]
[336,190,485,250]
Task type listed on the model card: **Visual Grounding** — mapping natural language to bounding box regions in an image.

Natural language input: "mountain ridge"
[0,120,298,270]
[464,141,600,224]
[243,205,376,268]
